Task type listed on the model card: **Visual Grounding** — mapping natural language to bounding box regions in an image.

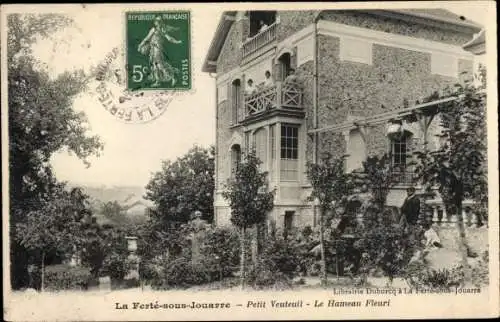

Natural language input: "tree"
[353,154,402,210]
[8,13,103,289]
[222,153,274,288]
[16,186,91,291]
[78,216,132,285]
[414,68,487,283]
[306,152,354,286]
[145,145,215,226]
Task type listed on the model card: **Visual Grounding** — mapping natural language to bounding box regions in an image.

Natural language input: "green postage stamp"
[126,11,191,91]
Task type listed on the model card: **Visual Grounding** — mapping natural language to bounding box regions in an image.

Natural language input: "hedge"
[44,264,91,291]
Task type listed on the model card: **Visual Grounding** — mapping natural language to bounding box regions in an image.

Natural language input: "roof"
[202,11,238,73]
[202,9,483,74]
[390,9,483,31]
[462,29,486,55]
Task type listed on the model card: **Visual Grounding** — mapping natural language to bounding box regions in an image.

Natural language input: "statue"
[189,211,209,265]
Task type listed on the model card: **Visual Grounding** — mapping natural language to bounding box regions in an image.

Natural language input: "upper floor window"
[280,124,299,181]
[247,11,277,38]
[231,79,241,125]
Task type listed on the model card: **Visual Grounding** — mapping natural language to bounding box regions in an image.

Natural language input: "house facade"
[202,9,481,230]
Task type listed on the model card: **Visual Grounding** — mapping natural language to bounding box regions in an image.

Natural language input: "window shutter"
[228,82,233,125]
[240,75,245,122]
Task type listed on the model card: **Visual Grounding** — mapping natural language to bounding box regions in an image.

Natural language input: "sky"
[30,3,491,188]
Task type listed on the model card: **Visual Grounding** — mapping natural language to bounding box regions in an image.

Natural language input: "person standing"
[245,79,256,95]
[400,187,421,230]
[258,20,269,33]
[264,70,274,87]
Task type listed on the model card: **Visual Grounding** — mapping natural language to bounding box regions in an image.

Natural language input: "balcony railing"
[425,199,482,227]
[391,170,415,186]
[244,82,303,117]
[242,22,278,57]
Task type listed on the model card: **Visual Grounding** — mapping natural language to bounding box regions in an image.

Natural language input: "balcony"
[242,22,278,58]
[243,82,303,123]
[425,199,483,227]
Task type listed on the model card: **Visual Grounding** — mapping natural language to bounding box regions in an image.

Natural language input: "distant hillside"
[77,185,150,204]
[69,184,155,226]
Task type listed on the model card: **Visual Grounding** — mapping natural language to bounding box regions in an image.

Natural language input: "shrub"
[471,251,489,287]
[152,257,211,289]
[142,257,165,289]
[199,227,240,279]
[353,202,421,281]
[404,262,464,290]
[44,264,91,291]
[259,235,303,278]
[142,226,239,288]
[246,262,293,290]
[103,253,132,281]
[244,234,306,289]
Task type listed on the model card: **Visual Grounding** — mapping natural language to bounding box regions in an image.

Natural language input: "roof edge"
[375,9,483,34]
[202,11,238,73]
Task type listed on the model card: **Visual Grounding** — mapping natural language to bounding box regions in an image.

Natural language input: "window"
[230,145,241,178]
[280,124,299,181]
[248,11,277,38]
[231,79,241,125]
[277,53,291,81]
[392,137,407,169]
[391,134,413,185]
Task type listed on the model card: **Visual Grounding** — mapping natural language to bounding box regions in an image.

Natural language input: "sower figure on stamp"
[400,187,421,236]
[138,16,182,87]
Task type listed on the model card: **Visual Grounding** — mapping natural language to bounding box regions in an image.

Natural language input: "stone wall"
[276,11,319,42]
[217,19,244,75]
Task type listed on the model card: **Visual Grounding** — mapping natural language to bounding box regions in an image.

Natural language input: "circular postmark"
[91,47,178,124]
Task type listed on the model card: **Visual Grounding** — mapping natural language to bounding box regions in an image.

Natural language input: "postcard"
[1,2,498,321]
